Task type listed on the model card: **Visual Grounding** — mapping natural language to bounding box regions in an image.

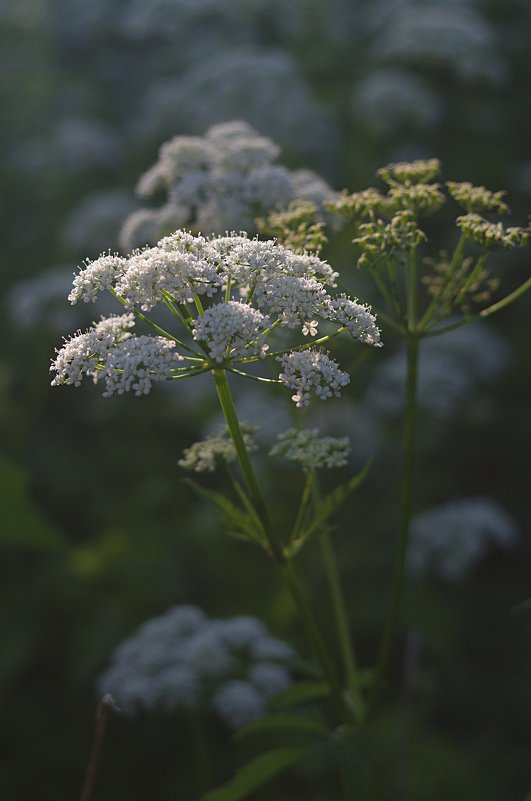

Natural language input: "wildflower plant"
[324,158,530,711]
[52,157,529,800]
[51,227,381,760]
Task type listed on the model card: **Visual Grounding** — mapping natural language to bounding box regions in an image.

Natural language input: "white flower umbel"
[114,234,223,311]
[69,253,127,304]
[98,336,183,396]
[119,120,336,249]
[326,294,382,347]
[255,274,330,330]
[179,424,257,473]
[51,314,183,396]
[408,497,519,581]
[97,605,295,726]
[278,350,350,407]
[55,230,381,401]
[192,301,271,362]
[50,314,135,387]
[270,428,350,471]
[211,681,266,729]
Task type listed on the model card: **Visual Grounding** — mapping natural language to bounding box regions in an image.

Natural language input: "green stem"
[109,290,202,356]
[194,295,205,316]
[168,367,211,380]
[235,326,347,364]
[212,368,282,559]
[373,308,407,336]
[418,232,467,330]
[424,274,531,335]
[279,558,351,724]
[480,276,531,317]
[454,252,487,307]
[211,367,350,723]
[369,333,419,717]
[423,316,476,338]
[406,247,417,332]
[226,367,281,384]
[370,265,402,319]
[290,472,315,544]
[189,712,212,795]
[318,527,364,720]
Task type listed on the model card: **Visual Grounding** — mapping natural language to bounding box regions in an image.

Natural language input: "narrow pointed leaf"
[234,713,330,741]
[198,748,306,801]
[270,681,330,710]
[182,479,262,542]
[290,459,372,552]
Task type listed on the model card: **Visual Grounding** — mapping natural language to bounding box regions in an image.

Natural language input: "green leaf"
[182,479,262,544]
[511,598,531,614]
[289,459,372,553]
[234,713,330,742]
[198,748,306,801]
[0,456,64,549]
[270,681,331,710]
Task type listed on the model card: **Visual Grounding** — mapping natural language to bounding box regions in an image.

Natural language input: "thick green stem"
[211,367,350,723]
[212,368,283,561]
[369,333,419,717]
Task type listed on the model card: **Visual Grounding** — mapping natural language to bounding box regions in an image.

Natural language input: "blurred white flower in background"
[353,68,443,136]
[98,605,295,729]
[62,190,137,255]
[366,0,506,84]
[134,48,335,159]
[364,323,509,419]
[120,120,336,249]
[11,117,123,175]
[408,497,519,580]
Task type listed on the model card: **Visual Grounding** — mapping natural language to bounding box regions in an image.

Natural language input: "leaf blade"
[198,748,306,801]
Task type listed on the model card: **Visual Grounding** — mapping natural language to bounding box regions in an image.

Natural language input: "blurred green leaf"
[182,478,263,544]
[289,459,372,554]
[511,598,531,614]
[270,681,331,710]
[234,713,330,742]
[198,747,306,801]
[0,456,64,549]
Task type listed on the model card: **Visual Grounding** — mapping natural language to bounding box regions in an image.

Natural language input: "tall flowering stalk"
[52,158,529,799]
[51,229,381,727]
[326,158,530,713]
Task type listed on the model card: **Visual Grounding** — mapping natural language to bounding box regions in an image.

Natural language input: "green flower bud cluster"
[388,182,445,217]
[456,213,529,249]
[447,181,509,214]
[422,253,499,315]
[354,210,426,269]
[325,188,393,220]
[256,199,327,254]
[377,159,441,187]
